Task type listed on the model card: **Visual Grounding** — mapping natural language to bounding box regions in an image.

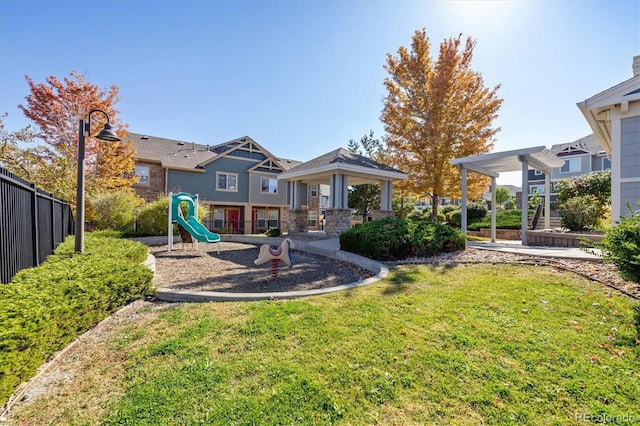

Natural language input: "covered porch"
[278,148,407,237]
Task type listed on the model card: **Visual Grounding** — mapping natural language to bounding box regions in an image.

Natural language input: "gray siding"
[620,181,640,216]
[249,173,288,205]
[620,116,640,179]
[167,157,257,203]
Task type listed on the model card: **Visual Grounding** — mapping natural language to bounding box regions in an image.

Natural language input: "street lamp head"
[94,122,121,142]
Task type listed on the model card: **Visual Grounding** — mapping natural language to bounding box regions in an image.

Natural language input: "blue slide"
[171,192,221,243]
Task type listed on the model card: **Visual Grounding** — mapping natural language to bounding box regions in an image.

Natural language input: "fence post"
[30,182,40,265]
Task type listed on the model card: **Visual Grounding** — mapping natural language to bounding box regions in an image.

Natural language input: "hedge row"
[339,217,466,261]
[0,232,154,405]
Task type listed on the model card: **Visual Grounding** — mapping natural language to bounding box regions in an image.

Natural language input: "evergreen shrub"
[597,204,640,284]
[0,232,153,405]
[467,209,528,231]
[339,217,465,261]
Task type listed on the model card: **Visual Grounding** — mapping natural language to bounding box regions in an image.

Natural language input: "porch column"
[325,173,351,237]
[286,180,308,233]
[330,173,348,209]
[544,172,551,229]
[490,176,496,243]
[460,166,468,238]
[380,180,393,211]
[518,155,528,245]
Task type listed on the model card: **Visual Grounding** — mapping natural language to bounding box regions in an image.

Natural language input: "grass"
[9,264,640,425]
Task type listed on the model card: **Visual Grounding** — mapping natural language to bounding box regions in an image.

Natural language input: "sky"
[1,0,638,186]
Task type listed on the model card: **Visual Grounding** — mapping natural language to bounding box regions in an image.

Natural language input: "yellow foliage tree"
[381,29,502,222]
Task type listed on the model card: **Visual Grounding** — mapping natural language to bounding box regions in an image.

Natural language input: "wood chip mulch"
[149,241,639,300]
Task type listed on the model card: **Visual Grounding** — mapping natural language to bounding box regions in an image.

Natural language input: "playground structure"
[168,192,221,253]
[254,238,295,279]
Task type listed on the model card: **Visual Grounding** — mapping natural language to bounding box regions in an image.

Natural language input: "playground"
[148,241,373,293]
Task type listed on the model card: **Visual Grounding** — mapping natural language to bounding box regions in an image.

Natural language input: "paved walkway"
[292,236,602,261]
[467,240,601,261]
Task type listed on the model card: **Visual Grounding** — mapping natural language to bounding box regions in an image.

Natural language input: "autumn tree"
[0,113,40,176]
[13,71,136,207]
[381,29,503,222]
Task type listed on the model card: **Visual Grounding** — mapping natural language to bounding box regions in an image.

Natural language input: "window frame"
[135,165,150,186]
[260,176,278,194]
[529,184,545,195]
[308,210,318,227]
[559,158,580,174]
[216,172,238,192]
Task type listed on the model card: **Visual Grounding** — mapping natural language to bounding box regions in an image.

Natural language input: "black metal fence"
[0,167,74,284]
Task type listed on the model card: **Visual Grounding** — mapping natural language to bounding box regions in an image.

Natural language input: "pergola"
[450,146,564,245]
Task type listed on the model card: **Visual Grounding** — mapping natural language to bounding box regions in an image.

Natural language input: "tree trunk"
[431,194,439,223]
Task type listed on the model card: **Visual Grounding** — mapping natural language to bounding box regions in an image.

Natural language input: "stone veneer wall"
[324,209,352,237]
[285,208,309,233]
[369,210,395,221]
[133,162,165,201]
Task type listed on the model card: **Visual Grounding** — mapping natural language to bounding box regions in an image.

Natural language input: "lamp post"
[74,109,121,253]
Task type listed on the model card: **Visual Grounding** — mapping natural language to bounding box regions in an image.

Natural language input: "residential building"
[578,55,640,222]
[130,133,386,235]
[131,133,301,234]
[525,133,611,203]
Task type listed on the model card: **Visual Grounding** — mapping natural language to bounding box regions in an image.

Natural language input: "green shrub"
[467,209,529,231]
[447,209,461,227]
[265,227,281,237]
[597,204,640,283]
[137,195,210,236]
[407,220,466,256]
[407,209,426,222]
[445,203,486,227]
[557,195,600,231]
[137,196,170,235]
[556,171,611,228]
[441,205,459,215]
[0,232,153,405]
[467,202,487,223]
[89,190,143,232]
[339,217,465,261]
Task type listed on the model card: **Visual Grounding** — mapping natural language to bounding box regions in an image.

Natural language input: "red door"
[228,209,239,234]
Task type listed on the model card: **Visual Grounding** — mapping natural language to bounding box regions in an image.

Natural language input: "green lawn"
[11,264,640,425]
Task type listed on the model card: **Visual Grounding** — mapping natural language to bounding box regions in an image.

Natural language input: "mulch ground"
[149,242,374,293]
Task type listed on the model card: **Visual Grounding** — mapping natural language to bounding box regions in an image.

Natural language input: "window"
[603,158,611,170]
[529,185,545,195]
[560,158,580,173]
[310,184,318,197]
[135,165,149,185]
[261,177,278,193]
[217,172,238,191]
[268,209,279,228]
[534,169,542,176]
[308,211,318,227]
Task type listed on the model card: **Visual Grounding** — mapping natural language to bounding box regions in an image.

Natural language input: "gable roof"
[129,132,300,173]
[279,147,407,184]
[550,133,604,157]
[128,132,217,171]
[577,72,640,153]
